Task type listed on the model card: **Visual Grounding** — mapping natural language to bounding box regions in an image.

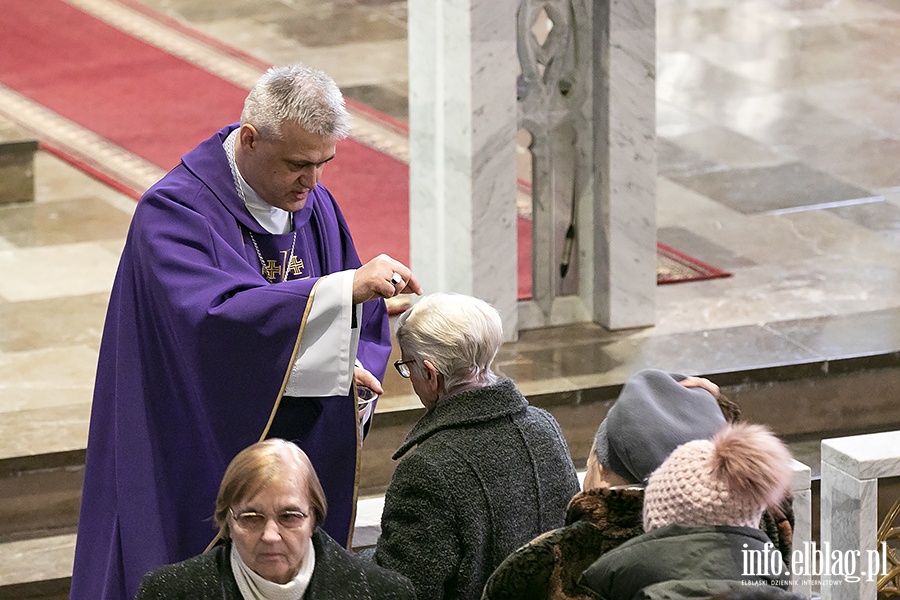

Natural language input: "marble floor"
[1,0,899,592]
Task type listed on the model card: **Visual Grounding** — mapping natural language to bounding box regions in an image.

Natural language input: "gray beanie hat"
[593,369,726,484]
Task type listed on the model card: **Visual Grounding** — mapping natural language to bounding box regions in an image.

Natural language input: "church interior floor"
[0,1,899,580]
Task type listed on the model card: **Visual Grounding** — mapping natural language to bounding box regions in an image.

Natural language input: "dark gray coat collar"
[393,378,527,460]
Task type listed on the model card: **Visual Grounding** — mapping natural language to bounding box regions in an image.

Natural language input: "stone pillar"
[516,0,656,331]
[591,0,657,328]
[408,0,519,340]
[820,430,900,600]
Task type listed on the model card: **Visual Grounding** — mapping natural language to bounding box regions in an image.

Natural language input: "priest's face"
[236,121,336,212]
[228,463,316,584]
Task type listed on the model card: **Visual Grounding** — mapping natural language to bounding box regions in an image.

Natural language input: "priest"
[70,64,421,600]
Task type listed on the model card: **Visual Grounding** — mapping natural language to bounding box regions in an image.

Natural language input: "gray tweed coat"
[371,378,580,600]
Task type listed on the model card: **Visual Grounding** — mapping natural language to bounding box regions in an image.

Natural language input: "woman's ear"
[422,359,435,380]
[422,360,440,391]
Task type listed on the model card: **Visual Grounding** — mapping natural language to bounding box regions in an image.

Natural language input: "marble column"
[516,0,656,331]
[590,0,657,329]
[820,430,900,600]
[408,0,519,340]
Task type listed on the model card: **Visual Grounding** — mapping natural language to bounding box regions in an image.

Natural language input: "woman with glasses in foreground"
[136,438,415,600]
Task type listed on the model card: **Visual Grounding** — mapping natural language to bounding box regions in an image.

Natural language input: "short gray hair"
[240,64,351,140]
[396,293,502,395]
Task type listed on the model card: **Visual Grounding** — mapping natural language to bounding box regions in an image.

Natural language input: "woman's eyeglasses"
[229,508,308,532]
[393,359,415,378]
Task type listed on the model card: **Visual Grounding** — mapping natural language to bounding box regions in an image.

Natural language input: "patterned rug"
[656,243,732,284]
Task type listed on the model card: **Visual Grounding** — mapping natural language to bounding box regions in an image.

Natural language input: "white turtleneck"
[230,539,316,600]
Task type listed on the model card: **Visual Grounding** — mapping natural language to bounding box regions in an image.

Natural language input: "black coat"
[371,378,580,600]
[135,529,415,599]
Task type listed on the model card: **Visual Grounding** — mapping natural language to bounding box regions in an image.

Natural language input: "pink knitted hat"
[642,423,793,531]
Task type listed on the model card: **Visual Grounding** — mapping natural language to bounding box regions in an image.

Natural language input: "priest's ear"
[238,124,261,148]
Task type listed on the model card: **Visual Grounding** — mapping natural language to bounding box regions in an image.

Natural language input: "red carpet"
[0,0,411,267]
[0,0,729,301]
[0,0,247,170]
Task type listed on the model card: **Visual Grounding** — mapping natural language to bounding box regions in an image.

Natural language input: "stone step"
[0,534,73,599]
[363,353,900,496]
[0,452,83,544]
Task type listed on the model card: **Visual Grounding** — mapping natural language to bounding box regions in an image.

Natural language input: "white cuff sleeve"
[284,270,361,397]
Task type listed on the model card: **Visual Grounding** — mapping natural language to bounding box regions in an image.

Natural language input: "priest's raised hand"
[353,253,423,304]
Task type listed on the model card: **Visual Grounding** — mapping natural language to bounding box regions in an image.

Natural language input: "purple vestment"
[70,125,391,600]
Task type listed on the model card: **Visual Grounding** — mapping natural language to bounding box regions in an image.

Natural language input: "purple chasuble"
[70,124,390,600]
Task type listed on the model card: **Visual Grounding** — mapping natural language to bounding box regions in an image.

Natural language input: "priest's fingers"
[377,256,421,295]
[353,258,391,302]
[678,376,720,399]
[354,366,384,395]
[374,254,415,291]
[353,254,417,303]
[398,272,423,296]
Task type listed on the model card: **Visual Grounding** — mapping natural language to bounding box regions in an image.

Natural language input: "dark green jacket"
[136,529,415,599]
[372,379,580,600]
[580,524,787,600]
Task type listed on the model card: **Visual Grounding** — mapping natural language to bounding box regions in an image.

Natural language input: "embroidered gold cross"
[286,255,305,277]
[262,260,282,281]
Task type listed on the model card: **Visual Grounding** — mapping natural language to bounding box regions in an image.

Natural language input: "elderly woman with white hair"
[367,292,580,600]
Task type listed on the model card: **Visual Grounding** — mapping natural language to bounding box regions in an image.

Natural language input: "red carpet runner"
[0,0,416,274]
[0,0,246,170]
[0,0,729,300]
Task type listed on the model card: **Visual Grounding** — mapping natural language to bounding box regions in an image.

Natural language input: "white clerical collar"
[230,538,315,600]
[224,128,292,235]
